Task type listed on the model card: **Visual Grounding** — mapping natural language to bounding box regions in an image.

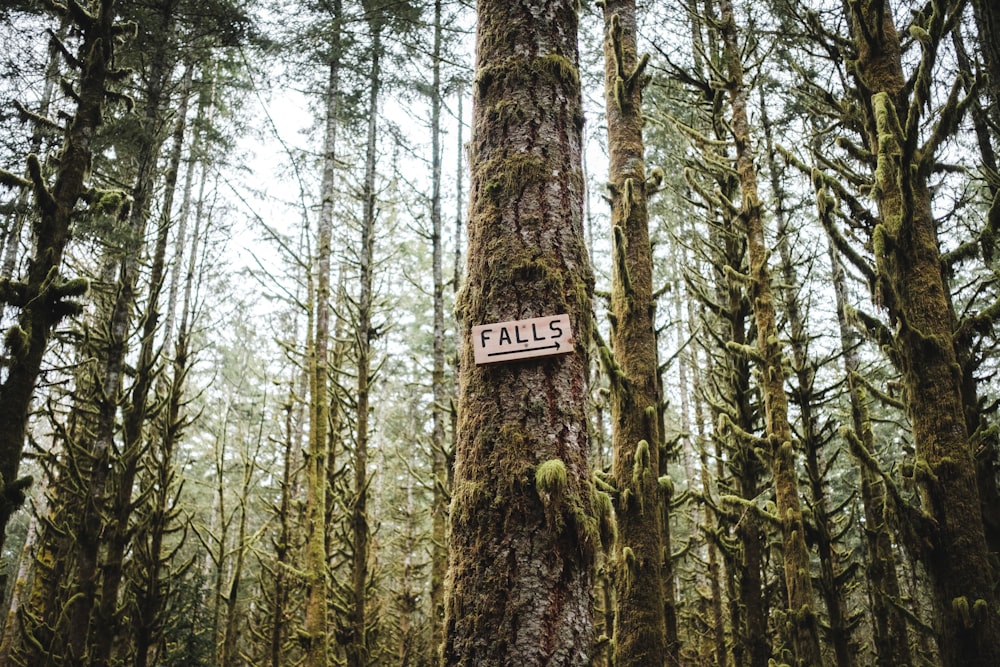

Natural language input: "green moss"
[476,53,580,99]
[594,490,617,550]
[973,598,989,623]
[55,277,90,298]
[953,596,971,628]
[622,545,636,569]
[536,459,568,500]
[657,475,673,499]
[5,325,29,358]
[632,440,650,474]
[478,153,548,203]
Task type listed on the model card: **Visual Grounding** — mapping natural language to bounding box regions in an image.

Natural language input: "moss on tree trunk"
[597,1,677,665]
[848,1,1000,664]
[442,2,595,665]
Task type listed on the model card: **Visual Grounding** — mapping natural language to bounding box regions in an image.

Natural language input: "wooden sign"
[472,314,574,365]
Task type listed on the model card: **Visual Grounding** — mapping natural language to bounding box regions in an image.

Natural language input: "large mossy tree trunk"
[718,0,823,664]
[0,0,121,556]
[597,2,675,665]
[847,1,1000,663]
[442,1,595,665]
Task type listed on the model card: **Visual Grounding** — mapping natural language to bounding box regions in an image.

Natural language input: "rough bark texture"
[598,2,674,665]
[718,0,823,664]
[847,2,1000,664]
[442,1,595,665]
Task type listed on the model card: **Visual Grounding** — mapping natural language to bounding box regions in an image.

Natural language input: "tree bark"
[598,2,675,665]
[718,0,823,663]
[430,0,450,658]
[442,1,595,665]
[847,1,1000,663]
[0,0,120,555]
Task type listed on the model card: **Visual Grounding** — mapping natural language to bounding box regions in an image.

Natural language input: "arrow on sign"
[488,341,561,358]
[472,315,573,365]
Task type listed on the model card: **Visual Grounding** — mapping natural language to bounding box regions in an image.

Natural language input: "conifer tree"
[596,1,677,664]
[442,1,596,664]
[841,1,1000,662]
[0,0,128,557]
[716,1,823,663]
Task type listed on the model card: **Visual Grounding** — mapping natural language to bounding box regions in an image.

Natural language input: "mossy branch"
[59,77,81,105]
[0,279,28,307]
[718,412,766,447]
[845,305,895,351]
[0,168,31,190]
[592,321,627,388]
[82,187,130,218]
[720,494,780,527]
[920,71,975,177]
[645,166,664,196]
[724,340,764,364]
[955,295,1000,345]
[26,153,55,214]
[13,100,64,134]
[722,263,753,287]
[612,225,633,298]
[841,426,907,512]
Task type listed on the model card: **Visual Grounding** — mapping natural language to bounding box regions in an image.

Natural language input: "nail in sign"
[472,314,574,365]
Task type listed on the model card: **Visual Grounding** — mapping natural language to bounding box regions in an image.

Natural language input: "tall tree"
[302,3,343,665]
[843,0,1000,662]
[717,0,823,663]
[596,1,676,665]
[442,1,596,665]
[0,0,127,555]
[428,0,451,658]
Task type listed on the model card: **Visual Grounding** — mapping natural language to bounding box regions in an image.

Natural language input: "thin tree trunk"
[303,7,342,663]
[718,1,823,663]
[131,59,193,667]
[430,0,450,658]
[343,21,381,667]
[762,96,856,666]
[598,2,674,665]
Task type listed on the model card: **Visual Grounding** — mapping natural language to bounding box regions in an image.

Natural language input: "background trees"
[1,0,999,665]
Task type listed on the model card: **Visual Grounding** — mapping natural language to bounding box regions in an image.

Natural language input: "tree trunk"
[442,2,595,665]
[303,6,342,663]
[131,59,193,667]
[342,21,381,667]
[826,238,913,667]
[598,2,674,665]
[430,0,450,658]
[718,1,823,663]
[763,97,856,666]
[0,0,121,556]
[848,2,1000,663]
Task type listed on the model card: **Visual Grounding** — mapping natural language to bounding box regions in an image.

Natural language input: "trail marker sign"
[472,314,574,365]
